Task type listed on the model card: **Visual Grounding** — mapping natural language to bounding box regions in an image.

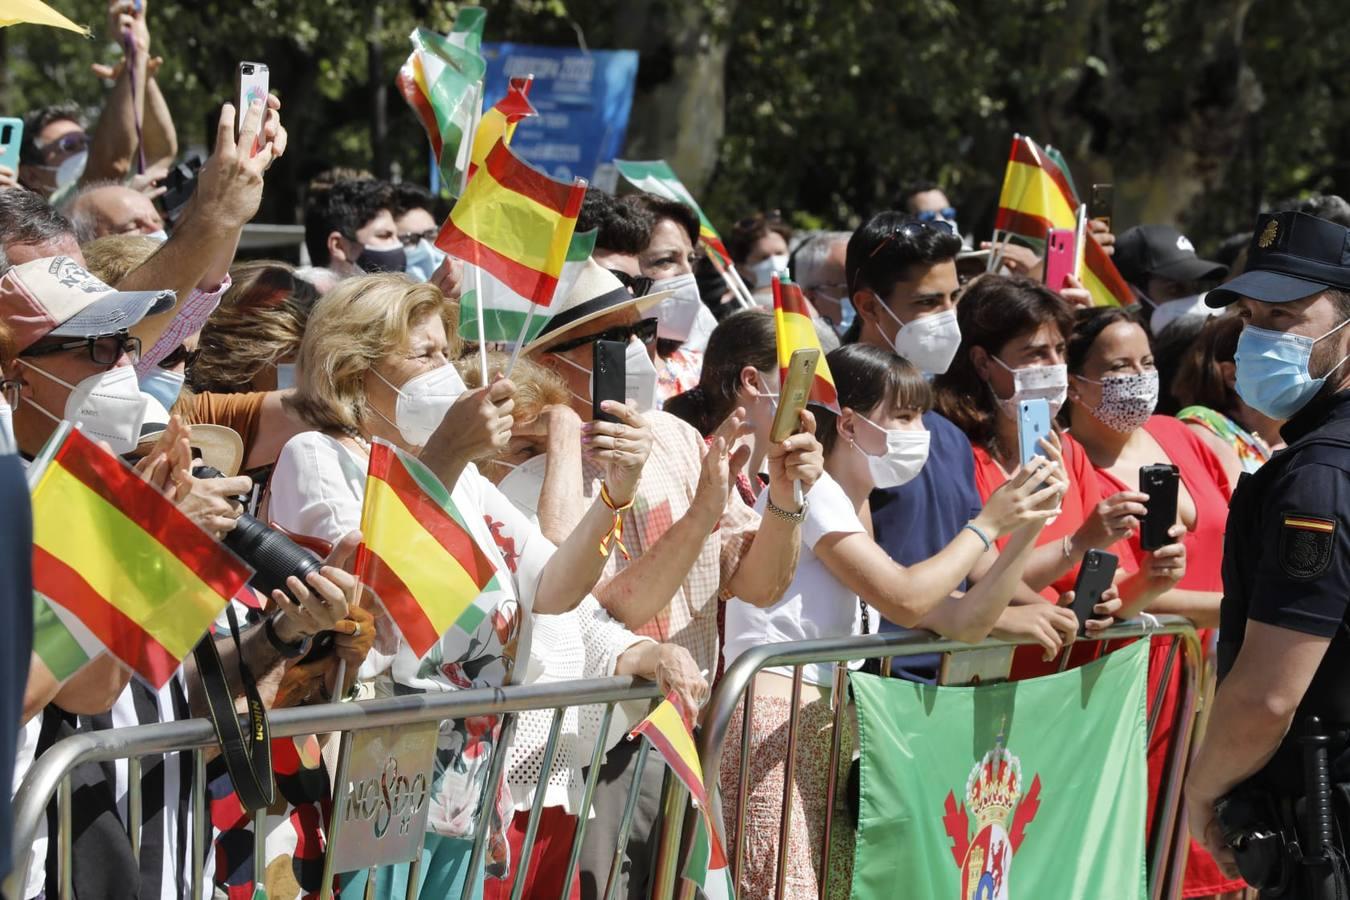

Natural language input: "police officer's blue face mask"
[1235,316,1350,419]
[404,239,446,283]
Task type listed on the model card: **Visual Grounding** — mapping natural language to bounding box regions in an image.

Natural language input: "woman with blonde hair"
[267,273,657,900]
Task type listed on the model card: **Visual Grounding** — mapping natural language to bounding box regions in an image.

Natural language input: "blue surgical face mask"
[1235,317,1350,419]
[139,367,186,411]
[836,297,856,335]
[403,239,446,283]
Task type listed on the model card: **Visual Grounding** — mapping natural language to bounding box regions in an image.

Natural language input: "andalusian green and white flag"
[849,639,1149,899]
[613,159,732,266]
[458,229,596,346]
[396,7,487,197]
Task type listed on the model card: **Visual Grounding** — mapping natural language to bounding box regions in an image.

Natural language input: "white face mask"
[139,367,185,412]
[746,254,789,296]
[651,274,703,344]
[275,362,297,391]
[989,357,1068,419]
[875,297,962,376]
[852,413,931,489]
[53,150,87,191]
[557,338,660,414]
[20,361,147,455]
[373,363,466,447]
[495,453,548,522]
[0,401,15,456]
[1075,370,1159,433]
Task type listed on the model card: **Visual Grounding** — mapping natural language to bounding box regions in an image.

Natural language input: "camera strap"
[193,604,275,812]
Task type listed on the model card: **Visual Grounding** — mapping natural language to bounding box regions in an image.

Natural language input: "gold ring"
[351,622,362,638]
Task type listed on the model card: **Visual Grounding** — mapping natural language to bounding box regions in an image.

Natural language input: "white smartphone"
[235,61,270,152]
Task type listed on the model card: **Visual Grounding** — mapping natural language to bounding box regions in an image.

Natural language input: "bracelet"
[962,522,992,552]
[765,495,808,524]
[598,482,634,560]
[1062,535,1074,561]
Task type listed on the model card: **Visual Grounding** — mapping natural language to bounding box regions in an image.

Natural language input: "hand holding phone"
[1138,464,1180,551]
[770,349,819,443]
[1071,549,1118,635]
[0,118,23,174]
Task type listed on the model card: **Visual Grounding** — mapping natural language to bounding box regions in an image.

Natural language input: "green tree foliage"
[3,0,1348,251]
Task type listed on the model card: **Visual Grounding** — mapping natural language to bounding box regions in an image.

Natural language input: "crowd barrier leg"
[1150,632,1203,900]
[817,664,849,900]
[193,749,207,900]
[732,684,754,894]
[509,707,566,900]
[127,757,142,863]
[465,713,518,900]
[601,740,652,900]
[57,774,71,900]
[773,666,805,900]
[319,729,357,900]
[558,703,616,900]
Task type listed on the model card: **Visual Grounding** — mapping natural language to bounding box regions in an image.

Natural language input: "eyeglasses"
[915,208,958,224]
[607,269,654,299]
[158,343,199,370]
[546,318,659,355]
[39,132,89,159]
[867,219,957,259]
[398,229,438,248]
[23,331,141,365]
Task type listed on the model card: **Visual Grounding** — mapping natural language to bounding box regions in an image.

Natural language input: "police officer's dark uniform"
[1207,212,1350,898]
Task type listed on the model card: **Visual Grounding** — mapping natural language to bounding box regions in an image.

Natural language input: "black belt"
[192,605,274,812]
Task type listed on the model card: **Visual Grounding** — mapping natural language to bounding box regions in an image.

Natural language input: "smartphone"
[235,61,270,153]
[770,348,819,443]
[1071,549,1119,635]
[1139,463,1180,552]
[0,118,22,173]
[592,339,626,424]
[1017,398,1052,471]
[1043,227,1077,292]
[1089,183,1114,231]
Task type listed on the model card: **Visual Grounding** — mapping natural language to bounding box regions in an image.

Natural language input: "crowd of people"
[6,4,1350,900]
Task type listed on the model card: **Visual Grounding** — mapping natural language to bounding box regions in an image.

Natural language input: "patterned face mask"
[1075,370,1159,433]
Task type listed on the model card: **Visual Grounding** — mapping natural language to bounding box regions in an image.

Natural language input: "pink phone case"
[1043,228,1077,292]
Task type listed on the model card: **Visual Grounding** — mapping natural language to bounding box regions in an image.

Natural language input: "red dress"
[1090,415,1244,897]
[971,433,1133,679]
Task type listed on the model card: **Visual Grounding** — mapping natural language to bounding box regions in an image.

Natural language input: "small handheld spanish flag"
[772,274,840,413]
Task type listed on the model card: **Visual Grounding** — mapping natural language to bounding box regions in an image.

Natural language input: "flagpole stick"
[1073,203,1088,281]
[459,81,483,197]
[987,230,1006,273]
[505,302,537,378]
[475,264,489,385]
[727,265,756,308]
[331,660,347,705]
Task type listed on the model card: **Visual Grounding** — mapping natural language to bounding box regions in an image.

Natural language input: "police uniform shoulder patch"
[1280,513,1336,579]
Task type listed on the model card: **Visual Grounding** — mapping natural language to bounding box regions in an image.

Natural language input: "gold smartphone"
[770,348,819,443]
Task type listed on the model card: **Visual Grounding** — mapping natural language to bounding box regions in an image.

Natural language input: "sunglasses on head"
[867,219,957,259]
[606,269,654,298]
[546,318,658,355]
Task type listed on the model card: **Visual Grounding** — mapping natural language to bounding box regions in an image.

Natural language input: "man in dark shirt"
[1187,211,1350,894]
[844,213,1000,678]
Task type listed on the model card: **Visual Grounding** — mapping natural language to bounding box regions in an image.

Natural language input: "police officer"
[1186,211,1350,897]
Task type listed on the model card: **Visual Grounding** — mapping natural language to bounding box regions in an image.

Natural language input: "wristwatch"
[264,614,312,659]
[765,495,808,524]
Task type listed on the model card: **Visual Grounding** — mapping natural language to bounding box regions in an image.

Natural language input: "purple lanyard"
[122,30,146,175]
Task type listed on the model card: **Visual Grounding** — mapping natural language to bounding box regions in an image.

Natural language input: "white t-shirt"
[723,472,867,686]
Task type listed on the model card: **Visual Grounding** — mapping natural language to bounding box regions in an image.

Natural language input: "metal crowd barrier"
[5,676,670,900]
[649,617,1206,900]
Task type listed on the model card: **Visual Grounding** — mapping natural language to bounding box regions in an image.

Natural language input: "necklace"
[338,427,371,454]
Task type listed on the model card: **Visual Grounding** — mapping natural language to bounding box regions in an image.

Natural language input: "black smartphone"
[1089,183,1114,231]
[1071,549,1118,635]
[159,155,203,222]
[1139,463,1180,552]
[592,339,626,424]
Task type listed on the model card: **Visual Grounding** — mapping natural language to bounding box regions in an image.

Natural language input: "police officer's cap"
[1206,211,1350,308]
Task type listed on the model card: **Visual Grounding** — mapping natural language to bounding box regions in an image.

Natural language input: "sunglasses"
[397,229,439,248]
[39,132,89,158]
[867,219,957,259]
[607,269,654,298]
[546,318,658,355]
[915,208,958,223]
[23,331,141,366]
[159,344,200,370]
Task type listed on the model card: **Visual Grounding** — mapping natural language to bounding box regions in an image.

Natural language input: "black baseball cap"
[1206,211,1350,307]
[1114,224,1228,288]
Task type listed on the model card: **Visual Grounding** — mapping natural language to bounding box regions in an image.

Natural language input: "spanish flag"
[30,427,249,688]
[355,440,500,659]
[467,76,536,182]
[630,694,736,899]
[993,135,1133,307]
[773,275,840,413]
[436,139,586,307]
[613,159,733,267]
